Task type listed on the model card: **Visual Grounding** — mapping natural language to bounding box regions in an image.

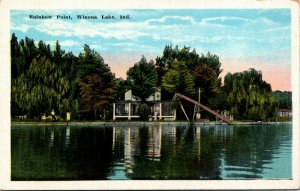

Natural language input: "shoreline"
[10,121,292,126]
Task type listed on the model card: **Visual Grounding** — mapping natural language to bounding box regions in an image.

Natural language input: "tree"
[190,52,222,106]
[23,37,38,71]
[223,68,277,120]
[127,56,158,102]
[156,45,222,104]
[58,52,81,117]
[37,40,51,58]
[12,56,69,118]
[77,44,106,77]
[11,33,19,79]
[162,59,195,96]
[273,91,292,110]
[114,78,130,101]
[138,103,151,121]
[196,52,223,77]
[11,33,26,79]
[78,72,116,119]
[192,63,220,103]
[77,45,116,119]
[52,40,65,64]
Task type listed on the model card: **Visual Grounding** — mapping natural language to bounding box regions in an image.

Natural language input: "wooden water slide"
[173,93,232,124]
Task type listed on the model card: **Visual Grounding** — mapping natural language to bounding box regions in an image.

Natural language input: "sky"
[10,9,291,91]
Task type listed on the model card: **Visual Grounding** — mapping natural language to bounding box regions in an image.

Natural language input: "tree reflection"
[11,123,291,180]
[12,125,114,180]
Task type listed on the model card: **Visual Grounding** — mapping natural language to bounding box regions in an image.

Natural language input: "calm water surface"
[11,123,292,180]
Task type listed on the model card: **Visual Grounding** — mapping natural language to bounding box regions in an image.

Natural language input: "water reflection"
[64,126,71,150]
[124,127,134,173]
[146,126,162,160]
[11,123,292,180]
[112,126,116,152]
[193,127,201,160]
[213,124,233,138]
[49,128,54,148]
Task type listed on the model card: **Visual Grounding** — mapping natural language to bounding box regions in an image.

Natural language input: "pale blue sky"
[10,9,291,90]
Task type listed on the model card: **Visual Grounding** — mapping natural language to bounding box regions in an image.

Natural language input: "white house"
[113,88,176,121]
[277,109,292,120]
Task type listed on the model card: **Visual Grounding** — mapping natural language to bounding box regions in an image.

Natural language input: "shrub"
[139,103,151,121]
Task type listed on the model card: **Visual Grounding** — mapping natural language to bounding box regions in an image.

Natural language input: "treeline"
[11,34,289,121]
[273,91,292,110]
[11,34,115,120]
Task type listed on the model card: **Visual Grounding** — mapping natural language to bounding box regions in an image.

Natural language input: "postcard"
[0,0,299,190]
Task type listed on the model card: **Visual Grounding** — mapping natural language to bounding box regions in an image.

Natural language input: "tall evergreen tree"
[77,45,116,119]
[127,56,158,102]
[156,45,222,104]
[162,59,195,96]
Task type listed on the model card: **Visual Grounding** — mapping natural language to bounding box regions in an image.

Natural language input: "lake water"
[11,122,292,180]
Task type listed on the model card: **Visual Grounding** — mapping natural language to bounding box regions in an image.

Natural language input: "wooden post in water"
[180,102,190,122]
[193,88,201,121]
[193,105,196,122]
[113,103,116,120]
[159,102,162,121]
[128,102,131,120]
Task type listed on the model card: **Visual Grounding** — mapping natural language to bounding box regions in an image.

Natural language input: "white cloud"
[109,42,155,49]
[30,19,149,40]
[44,40,81,49]
[199,16,250,28]
[89,44,102,50]
[257,17,276,25]
[11,23,31,32]
[211,35,252,42]
[11,13,290,58]
[201,16,250,23]
[263,26,290,32]
[12,15,199,42]
[145,16,196,25]
[60,40,81,47]
[199,16,285,30]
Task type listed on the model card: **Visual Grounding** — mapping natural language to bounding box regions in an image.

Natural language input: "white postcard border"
[0,0,299,190]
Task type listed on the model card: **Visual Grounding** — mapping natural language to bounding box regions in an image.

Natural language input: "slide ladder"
[173,93,232,124]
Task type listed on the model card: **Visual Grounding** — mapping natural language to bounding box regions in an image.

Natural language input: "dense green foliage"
[115,78,129,101]
[155,45,282,121]
[138,103,151,121]
[77,45,116,119]
[154,45,224,120]
[11,34,287,121]
[162,60,195,97]
[11,34,116,120]
[127,56,158,102]
[12,56,69,118]
[223,68,277,120]
[273,91,292,110]
[156,45,222,104]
